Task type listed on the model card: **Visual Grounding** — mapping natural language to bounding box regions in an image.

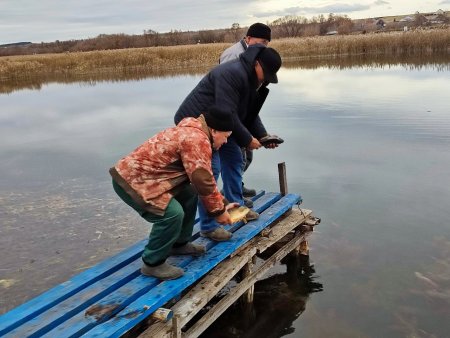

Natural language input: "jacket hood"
[239,43,266,70]
[178,115,212,142]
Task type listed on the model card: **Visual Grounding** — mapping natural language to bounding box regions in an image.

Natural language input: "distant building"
[400,16,414,22]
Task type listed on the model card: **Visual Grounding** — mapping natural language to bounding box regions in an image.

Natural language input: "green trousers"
[112,180,198,266]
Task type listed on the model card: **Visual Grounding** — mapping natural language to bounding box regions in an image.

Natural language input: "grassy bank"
[1,28,449,81]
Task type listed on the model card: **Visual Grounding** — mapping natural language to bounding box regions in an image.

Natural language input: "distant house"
[400,16,414,22]
[426,10,448,24]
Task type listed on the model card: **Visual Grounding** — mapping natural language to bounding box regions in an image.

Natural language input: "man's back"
[220,40,246,64]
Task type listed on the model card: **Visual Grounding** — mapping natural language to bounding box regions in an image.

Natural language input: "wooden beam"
[241,259,255,304]
[140,209,311,338]
[184,228,309,338]
[278,162,288,196]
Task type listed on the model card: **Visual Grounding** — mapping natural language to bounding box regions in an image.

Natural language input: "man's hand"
[226,202,240,211]
[259,135,284,149]
[248,137,262,150]
[215,210,232,225]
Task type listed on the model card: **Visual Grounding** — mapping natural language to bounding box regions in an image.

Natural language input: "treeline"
[1,13,448,57]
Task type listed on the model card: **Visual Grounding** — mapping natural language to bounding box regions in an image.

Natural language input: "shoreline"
[0,28,449,89]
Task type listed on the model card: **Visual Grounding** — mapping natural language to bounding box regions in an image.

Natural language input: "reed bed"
[1,28,449,81]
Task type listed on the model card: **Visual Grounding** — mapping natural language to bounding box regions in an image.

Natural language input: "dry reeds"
[1,28,449,81]
[270,28,450,59]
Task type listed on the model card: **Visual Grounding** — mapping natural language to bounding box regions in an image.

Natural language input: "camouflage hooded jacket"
[110,116,225,217]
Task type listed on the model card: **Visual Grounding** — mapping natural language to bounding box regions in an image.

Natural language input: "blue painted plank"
[0,240,144,336]
[84,194,300,337]
[5,260,142,338]
[0,191,266,336]
[40,193,281,338]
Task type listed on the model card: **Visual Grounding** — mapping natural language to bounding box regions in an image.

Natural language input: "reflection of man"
[220,23,280,208]
[174,44,282,241]
[110,107,236,280]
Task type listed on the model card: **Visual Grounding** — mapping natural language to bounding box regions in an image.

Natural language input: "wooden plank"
[241,259,255,304]
[38,193,285,337]
[79,194,300,337]
[141,247,257,338]
[185,225,308,337]
[5,259,142,337]
[0,191,268,336]
[278,162,288,196]
[141,208,310,338]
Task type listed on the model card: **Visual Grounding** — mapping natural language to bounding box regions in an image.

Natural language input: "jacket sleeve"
[214,69,253,147]
[179,133,225,217]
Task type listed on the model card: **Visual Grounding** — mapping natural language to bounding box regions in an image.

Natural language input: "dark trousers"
[198,137,244,232]
[112,180,198,265]
[242,148,253,173]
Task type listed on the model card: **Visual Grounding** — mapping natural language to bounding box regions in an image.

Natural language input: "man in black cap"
[220,23,282,207]
[220,23,271,63]
[174,45,282,241]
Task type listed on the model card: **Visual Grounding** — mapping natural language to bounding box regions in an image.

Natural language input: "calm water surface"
[1,60,449,337]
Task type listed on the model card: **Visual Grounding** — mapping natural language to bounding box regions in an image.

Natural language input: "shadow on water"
[1,53,449,94]
[198,253,323,338]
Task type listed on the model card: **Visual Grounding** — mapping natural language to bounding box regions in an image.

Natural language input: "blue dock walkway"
[0,191,304,337]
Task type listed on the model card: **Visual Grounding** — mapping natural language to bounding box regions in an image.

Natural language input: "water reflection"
[0,66,210,95]
[284,53,450,71]
[1,54,449,94]
[200,254,323,338]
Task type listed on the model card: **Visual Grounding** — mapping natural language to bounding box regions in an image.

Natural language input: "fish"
[228,206,250,223]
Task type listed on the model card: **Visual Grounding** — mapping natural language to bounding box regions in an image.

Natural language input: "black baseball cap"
[257,47,282,83]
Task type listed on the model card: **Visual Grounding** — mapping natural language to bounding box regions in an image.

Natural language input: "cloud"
[255,3,372,18]
[438,0,450,4]
[374,0,389,5]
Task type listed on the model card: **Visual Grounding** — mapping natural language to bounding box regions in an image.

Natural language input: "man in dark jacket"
[174,44,282,241]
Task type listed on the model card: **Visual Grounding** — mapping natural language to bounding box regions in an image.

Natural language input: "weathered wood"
[140,249,257,338]
[141,208,311,338]
[241,259,255,304]
[278,162,288,196]
[74,194,300,337]
[149,308,173,323]
[172,315,181,338]
[184,227,309,338]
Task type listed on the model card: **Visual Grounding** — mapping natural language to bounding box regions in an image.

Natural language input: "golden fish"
[229,206,250,224]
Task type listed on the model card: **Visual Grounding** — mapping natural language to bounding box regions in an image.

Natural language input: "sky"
[1,0,449,44]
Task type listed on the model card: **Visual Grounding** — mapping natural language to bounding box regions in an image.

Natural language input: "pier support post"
[278,162,288,196]
[241,258,255,304]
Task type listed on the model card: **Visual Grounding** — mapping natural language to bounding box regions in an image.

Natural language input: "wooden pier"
[0,163,319,337]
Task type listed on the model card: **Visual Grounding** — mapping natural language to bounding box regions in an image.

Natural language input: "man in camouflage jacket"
[110,107,235,280]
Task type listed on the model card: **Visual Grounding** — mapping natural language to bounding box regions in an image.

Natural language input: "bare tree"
[272,15,307,38]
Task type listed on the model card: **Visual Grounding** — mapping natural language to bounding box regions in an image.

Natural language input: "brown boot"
[245,210,259,221]
[141,262,184,280]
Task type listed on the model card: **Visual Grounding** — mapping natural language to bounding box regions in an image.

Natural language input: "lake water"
[1,58,449,337]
